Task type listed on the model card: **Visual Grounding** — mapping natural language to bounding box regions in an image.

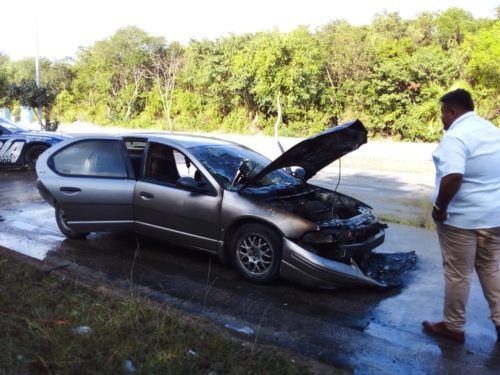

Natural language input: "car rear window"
[52,140,127,178]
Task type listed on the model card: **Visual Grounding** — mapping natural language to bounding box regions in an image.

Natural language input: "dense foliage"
[0,8,498,141]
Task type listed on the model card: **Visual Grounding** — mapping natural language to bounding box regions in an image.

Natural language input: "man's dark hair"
[440,89,474,111]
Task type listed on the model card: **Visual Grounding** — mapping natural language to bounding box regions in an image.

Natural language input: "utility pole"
[35,19,43,129]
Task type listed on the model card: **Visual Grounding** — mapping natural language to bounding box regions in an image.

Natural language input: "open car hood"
[241,119,367,188]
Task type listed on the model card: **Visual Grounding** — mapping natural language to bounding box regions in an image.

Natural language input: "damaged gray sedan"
[36,120,409,289]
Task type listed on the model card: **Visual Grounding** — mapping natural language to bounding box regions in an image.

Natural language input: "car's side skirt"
[135,220,220,254]
[68,220,134,232]
[68,220,134,225]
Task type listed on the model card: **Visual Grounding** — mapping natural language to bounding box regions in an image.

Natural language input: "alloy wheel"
[236,233,274,275]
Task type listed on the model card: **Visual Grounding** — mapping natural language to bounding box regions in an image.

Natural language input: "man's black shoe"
[422,321,465,343]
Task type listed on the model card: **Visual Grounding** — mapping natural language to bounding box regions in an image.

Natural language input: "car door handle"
[60,187,81,194]
[140,192,155,200]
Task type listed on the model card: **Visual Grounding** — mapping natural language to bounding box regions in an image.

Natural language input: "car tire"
[231,223,282,284]
[25,144,48,171]
[55,205,89,239]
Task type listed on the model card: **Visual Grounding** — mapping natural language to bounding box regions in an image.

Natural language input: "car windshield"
[190,144,304,190]
[0,117,29,133]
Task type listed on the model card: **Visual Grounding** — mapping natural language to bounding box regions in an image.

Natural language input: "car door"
[0,126,25,167]
[41,138,136,233]
[134,141,223,253]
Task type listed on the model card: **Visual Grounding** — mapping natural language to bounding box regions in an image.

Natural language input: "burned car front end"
[239,183,389,289]
[278,189,388,289]
[191,120,413,289]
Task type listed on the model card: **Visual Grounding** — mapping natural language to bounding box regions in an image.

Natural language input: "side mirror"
[231,158,253,187]
[239,159,253,175]
[176,176,208,194]
[291,166,306,180]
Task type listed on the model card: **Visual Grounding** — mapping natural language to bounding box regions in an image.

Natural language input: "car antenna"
[335,158,341,192]
[331,158,342,215]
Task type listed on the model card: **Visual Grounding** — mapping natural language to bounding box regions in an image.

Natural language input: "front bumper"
[280,230,386,289]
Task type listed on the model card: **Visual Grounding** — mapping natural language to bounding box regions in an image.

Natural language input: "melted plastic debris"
[363,251,417,288]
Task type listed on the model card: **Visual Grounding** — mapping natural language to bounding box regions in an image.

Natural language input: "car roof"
[121,132,238,149]
[0,116,27,131]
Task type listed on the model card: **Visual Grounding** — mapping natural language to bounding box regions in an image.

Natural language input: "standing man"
[423,89,500,343]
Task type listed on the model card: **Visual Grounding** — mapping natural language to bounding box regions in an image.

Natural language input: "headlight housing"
[301,231,336,244]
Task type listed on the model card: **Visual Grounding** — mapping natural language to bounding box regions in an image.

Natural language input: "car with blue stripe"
[0,116,69,170]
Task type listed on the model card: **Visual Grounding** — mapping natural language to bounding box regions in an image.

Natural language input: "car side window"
[145,143,211,190]
[173,150,198,180]
[124,139,147,178]
[52,140,128,178]
[144,143,180,184]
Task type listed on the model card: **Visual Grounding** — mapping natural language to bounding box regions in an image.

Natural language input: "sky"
[0,0,498,61]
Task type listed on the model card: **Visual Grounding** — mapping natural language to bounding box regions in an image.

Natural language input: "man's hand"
[433,173,463,223]
[432,205,448,222]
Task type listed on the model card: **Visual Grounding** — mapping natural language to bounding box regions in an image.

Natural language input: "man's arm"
[432,173,463,221]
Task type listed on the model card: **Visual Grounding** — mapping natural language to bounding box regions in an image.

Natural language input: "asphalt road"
[1,170,499,374]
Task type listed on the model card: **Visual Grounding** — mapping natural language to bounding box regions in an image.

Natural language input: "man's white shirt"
[432,111,500,229]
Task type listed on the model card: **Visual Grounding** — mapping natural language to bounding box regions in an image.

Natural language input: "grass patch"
[0,252,310,374]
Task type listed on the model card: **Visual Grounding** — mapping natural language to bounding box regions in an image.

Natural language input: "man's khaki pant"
[436,223,500,332]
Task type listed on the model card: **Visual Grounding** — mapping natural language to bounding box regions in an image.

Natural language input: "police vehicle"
[0,116,69,170]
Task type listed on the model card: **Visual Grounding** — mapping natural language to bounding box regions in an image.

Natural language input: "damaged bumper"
[280,231,388,289]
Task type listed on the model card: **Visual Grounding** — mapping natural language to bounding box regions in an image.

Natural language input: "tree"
[465,21,500,90]
[232,28,325,130]
[146,42,183,132]
[8,80,58,130]
[408,12,437,46]
[320,21,374,123]
[44,58,75,92]
[71,27,165,123]
[0,53,11,107]
[372,12,409,40]
[436,8,476,49]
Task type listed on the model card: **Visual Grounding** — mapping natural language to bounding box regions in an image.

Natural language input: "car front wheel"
[231,223,282,284]
[55,205,89,239]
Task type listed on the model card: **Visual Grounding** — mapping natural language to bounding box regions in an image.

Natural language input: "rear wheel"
[231,223,282,284]
[25,144,48,171]
[55,205,89,239]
